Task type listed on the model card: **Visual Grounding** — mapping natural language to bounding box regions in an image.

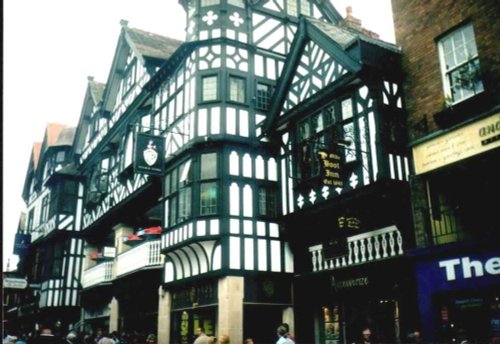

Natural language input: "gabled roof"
[32,142,42,170]
[88,76,106,105]
[44,123,67,148]
[73,76,106,157]
[52,127,76,147]
[263,16,401,133]
[100,20,183,114]
[125,26,182,62]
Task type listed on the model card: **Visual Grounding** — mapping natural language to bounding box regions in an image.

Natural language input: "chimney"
[340,6,380,39]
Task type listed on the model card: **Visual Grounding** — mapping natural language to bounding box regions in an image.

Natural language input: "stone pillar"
[113,223,134,255]
[218,276,244,344]
[158,286,172,344]
[282,307,295,336]
[109,297,119,333]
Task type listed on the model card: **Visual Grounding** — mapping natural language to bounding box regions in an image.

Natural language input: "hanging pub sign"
[317,150,343,187]
[13,233,31,256]
[134,132,165,176]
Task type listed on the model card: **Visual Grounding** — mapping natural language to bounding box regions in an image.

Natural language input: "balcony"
[115,240,163,277]
[309,225,404,272]
[82,261,114,289]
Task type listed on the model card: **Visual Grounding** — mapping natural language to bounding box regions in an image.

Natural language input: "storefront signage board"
[134,133,165,176]
[413,113,500,174]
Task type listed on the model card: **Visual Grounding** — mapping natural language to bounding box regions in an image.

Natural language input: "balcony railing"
[82,261,114,289]
[309,225,404,272]
[115,240,163,277]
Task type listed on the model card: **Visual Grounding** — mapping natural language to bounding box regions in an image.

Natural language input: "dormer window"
[438,22,484,104]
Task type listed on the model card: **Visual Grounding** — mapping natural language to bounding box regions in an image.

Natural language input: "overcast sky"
[2,0,395,271]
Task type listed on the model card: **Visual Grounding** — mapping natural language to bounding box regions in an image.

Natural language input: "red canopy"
[126,234,143,241]
[144,226,162,235]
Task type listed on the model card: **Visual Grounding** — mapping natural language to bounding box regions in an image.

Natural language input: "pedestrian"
[30,326,63,344]
[218,335,230,344]
[145,335,156,344]
[276,325,293,344]
[244,338,254,344]
[193,328,208,344]
[65,333,78,344]
[97,333,115,344]
[280,324,295,344]
[353,328,374,344]
[4,335,18,344]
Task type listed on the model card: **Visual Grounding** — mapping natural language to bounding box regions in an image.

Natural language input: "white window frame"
[437,22,483,104]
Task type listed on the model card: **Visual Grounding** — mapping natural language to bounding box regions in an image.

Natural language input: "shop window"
[438,22,483,104]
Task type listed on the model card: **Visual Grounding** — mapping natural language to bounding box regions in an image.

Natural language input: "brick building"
[392,0,500,342]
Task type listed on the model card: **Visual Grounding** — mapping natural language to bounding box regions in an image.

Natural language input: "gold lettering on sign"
[318,150,343,187]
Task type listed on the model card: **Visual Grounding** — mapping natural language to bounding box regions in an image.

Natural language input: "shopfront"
[415,249,500,343]
[295,259,415,344]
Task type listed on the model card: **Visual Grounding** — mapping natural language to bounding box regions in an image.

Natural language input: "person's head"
[41,326,53,335]
[218,335,230,344]
[67,333,78,343]
[277,325,288,337]
[362,328,372,340]
[281,324,290,333]
[146,334,156,343]
[244,339,254,344]
[195,328,205,337]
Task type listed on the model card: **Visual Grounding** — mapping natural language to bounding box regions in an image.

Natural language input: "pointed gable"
[264,16,400,133]
[100,20,183,120]
[73,76,106,158]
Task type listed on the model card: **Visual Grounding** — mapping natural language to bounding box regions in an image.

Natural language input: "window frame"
[228,75,247,104]
[201,74,219,103]
[437,22,483,104]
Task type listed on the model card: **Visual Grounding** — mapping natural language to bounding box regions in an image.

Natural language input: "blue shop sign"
[416,252,500,292]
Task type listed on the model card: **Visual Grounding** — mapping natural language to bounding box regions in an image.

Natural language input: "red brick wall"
[391,0,500,141]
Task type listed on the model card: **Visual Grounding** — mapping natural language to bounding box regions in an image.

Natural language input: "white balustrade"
[82,261,114,288]
[308,225,404,272]
[115,240,163,277]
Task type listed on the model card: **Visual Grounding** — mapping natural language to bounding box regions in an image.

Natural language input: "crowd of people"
[4,323,466,344]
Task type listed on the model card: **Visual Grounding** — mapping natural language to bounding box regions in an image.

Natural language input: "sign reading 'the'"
[134,133,165,176]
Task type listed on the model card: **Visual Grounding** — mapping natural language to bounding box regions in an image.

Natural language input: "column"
[218,276,244,344]
[109,297,119,333]
[282,307,295,335]
[158,286,172,344]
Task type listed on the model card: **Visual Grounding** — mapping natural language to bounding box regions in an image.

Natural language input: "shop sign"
[13,233,31,256]
[3,277,28,289]
[413,113,500,174]
[317,150,343,187]
[331,276,369,290]
[439,256,500,281]
[134,133,165,176]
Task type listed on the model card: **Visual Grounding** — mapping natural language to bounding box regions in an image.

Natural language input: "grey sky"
[2,0,395,271]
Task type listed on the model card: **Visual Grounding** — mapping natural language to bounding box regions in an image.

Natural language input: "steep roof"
[125,26,183,61]
[45,123,67,148]
[88,76,106,104]
[32,142,42,170]
[53,127,76,147]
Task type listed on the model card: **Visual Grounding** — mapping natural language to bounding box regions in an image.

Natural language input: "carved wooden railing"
[309,225,404,272]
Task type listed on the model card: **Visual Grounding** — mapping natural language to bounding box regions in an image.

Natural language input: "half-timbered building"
[75,22,182,334]
[16,123,84,332]
[262,12,415,344]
